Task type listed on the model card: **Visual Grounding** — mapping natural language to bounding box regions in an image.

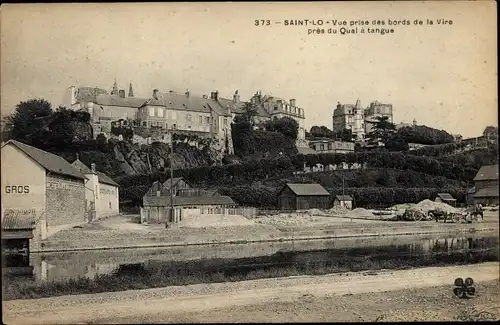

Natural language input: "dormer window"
[274,106,278,111]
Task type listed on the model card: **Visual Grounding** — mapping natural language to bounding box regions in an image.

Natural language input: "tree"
[264,116,299,140]
[231,115,255,157]
[8,99,53,146]
[241,102,258,125]
[397,125,454,145]
[309,125,334,138]
[385,134,410,152]
[365,116,396,146]
[483,126,498,137]
[336,128,356,142]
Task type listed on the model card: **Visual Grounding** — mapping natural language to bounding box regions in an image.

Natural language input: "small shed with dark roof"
[435,193,456,206]
[277,183,331,210]
[333,195,353,210]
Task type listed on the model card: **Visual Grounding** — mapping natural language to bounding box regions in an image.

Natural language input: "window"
[320,144,325,151]
[199,115,203,124]
[205,116,210,124]
[142,121,147,127]
[376,108,380,114]
[158,108,164,117]
[172,124,177,129]
[274,106,278,111]
[109,202,111,209]
[224,118,228,125]
[148,107,155,117]
[187,125,191,129]
[187,114,192,121]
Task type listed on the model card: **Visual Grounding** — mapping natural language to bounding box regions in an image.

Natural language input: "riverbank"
[3,262,499,324]
[35,212,499,253]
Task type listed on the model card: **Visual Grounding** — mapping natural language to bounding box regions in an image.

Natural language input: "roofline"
[4,140,86,181]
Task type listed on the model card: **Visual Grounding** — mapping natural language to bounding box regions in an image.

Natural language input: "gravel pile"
[327,206,349,216]
[346,208,377,219]
[414,199,460,214]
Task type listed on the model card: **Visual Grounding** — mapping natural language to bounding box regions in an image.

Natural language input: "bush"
[397,125,454,145]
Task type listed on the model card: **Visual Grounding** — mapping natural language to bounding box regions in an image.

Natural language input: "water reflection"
[4,233,499,284]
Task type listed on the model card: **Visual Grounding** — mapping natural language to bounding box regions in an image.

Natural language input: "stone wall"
[46,174,86,226]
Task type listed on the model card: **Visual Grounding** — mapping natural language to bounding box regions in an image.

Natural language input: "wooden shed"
[277,183,331,211]
[140,195,236,224]
[1,209,37,275]
[435,193,456,206]
[333,195,353,210]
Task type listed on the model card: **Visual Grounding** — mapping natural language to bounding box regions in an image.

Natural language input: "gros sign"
[4,185,30,194]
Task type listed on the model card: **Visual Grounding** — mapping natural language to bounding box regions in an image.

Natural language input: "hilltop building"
[332,99,394,140]
[63,81,309,152]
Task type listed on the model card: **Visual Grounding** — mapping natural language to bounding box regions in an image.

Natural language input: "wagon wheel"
[452,213,461,223]
[413,211,424,221]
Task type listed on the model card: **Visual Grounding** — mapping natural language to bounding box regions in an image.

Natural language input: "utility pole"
[167,129,174,228]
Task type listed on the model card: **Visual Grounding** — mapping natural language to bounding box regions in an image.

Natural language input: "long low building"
[1,140,88,250]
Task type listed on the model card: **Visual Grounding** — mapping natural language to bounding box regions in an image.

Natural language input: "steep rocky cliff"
[57,140,218,177]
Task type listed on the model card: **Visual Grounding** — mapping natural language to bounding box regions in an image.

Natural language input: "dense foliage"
[365,116,397,146]
[306,126,355,142]
[212,184,468,209]
[8,100,92,149]
[397,125,454,145]
[263,116,299,140]
[232,116,297,159]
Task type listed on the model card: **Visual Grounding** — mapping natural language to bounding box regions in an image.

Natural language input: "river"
[3,232,498,284]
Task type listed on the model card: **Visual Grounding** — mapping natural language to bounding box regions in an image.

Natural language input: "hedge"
[116,150,478,190]
[202,185,468,209]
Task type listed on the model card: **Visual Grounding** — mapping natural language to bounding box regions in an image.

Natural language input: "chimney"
[290,99,296,107]
[202,95,208,99]
[185,90,190,98]
[413,118,417,126]
[119,90,125,98]
[91,163,96,173]
[233,90,240,103]
[214,90,219,101]
[153,89,159,100]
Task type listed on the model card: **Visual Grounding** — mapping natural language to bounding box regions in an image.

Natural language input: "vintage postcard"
[1,1,498,323]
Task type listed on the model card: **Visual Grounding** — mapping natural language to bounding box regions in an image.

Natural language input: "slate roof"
[473,165,499,181]
[335,195,353,201]
[162,177,191,189]
[143,195,235,207]
[473,187,499,198]
[1,209,39,230]
[95,94,148,108]
[437,193,456,201]
[283,183,331,196]
[3,140,86,180]
[71,159,119,187]
[159,92,212,114]
[76,87,108,103]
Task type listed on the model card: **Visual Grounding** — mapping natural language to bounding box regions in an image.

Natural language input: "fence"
[199,206,257,217]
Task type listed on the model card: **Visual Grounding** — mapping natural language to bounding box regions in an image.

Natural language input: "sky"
[1,2,497,138]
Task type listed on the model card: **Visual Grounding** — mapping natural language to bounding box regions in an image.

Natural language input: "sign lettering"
[5,185,30,194]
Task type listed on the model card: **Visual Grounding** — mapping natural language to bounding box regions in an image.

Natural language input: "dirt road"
[3,262,499,324]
